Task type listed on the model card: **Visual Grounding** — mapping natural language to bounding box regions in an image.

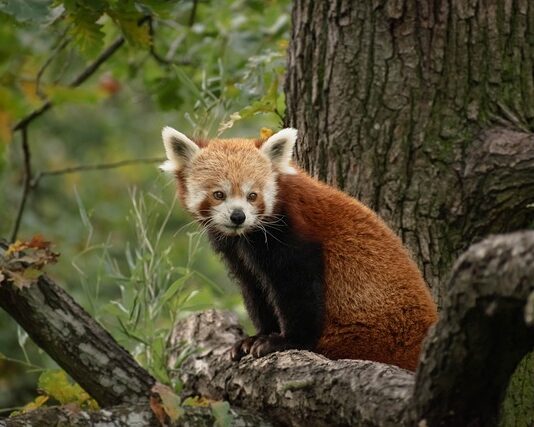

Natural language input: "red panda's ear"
[260,128,298,174]
[160,126,200,172]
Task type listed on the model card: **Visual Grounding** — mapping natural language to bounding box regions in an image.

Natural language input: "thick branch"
[460,128,534,242]
[0,243,156,407]
[170,310,414,427]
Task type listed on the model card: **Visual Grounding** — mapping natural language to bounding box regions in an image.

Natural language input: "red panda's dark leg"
[249,240,325,358]
[230,278,281,361]
[221,255,281,361]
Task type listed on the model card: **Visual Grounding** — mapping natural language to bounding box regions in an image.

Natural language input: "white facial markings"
[260,128,298,175]
[161,126,200,171]
[211,196,257,234]
[184,181,207,213]
[262,174,277,216]
[241,181,254,195]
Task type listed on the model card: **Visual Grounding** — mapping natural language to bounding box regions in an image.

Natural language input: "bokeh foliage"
[0,0,290,413]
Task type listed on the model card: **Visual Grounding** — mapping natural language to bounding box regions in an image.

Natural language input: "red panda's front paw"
[230,335,265,361]
[249,334,293,358]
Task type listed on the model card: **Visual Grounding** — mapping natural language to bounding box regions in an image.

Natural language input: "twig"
[9,36,127,242]
[31,157,166,188]
[10,127,32,242]
[35,35,70,99]
[148,16,191,66]
[9,16,156,242]
[12,36,126,132]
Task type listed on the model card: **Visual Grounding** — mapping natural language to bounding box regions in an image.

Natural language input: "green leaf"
[62,1,105,55]
[0,0,54,23]
[159,273,190,306]
[116,18,151,48]
[211,401,232,427]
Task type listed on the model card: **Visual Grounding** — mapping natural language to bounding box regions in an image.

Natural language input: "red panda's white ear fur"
[160,126,200,172]
[260,128,298,175]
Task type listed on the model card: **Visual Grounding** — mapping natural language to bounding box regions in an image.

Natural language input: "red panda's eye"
[247,192,257,202]
[213,191,226,200]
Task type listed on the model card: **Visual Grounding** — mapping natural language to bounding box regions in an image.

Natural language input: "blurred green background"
[0,0,290,414]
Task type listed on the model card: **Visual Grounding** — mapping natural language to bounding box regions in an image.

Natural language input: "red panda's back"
[278,170,438,369]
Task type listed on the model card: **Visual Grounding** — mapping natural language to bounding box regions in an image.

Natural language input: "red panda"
[161,127,438,371]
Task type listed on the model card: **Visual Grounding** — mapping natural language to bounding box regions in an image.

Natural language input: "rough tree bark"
[285,0,534,303]
[168,231,534,427]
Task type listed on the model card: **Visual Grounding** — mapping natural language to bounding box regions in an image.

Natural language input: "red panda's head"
[161,127,298,236]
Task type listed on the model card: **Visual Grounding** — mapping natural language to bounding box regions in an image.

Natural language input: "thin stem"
[31,157,165,188]
[35,36,70,99]
[10,127,31,242]
[188,0,199,27]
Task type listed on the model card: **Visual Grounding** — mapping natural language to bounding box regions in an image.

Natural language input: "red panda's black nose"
[230,209,246,225]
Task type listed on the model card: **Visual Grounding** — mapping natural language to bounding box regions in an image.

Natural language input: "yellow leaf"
[260,127,274,139]
[182,396,214,407]
[10,395,49,416]
[38,370,98,409]
[6,240,28,255]
[0,110,12,145]
[19,80,41,107]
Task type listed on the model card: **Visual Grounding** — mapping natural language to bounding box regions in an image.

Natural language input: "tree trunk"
[285,0,534,304]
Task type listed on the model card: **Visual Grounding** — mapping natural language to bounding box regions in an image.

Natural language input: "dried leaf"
[27,234,51,250]
[5,269,39,289]
[151,383,184,424]
[150,393,168,427]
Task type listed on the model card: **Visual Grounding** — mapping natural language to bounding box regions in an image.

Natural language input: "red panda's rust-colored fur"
[276,172,438,370]
[164,133,438,371]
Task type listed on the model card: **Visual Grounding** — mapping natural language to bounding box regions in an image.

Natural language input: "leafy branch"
[9,34,127,242]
